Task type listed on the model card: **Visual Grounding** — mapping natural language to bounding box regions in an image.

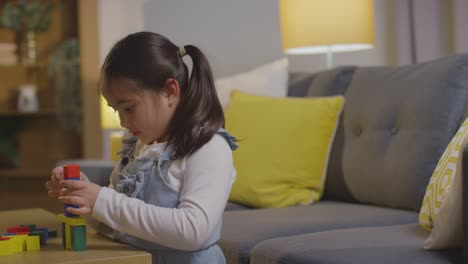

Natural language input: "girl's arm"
[91,135,235,251]
[84,165,120,240]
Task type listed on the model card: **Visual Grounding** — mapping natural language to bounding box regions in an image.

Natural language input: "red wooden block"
[0,237,10,240]
[16,232,29,235]
[64,164,80,180]
[7,226,29,233]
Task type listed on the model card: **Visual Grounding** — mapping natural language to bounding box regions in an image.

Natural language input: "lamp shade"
[279,0,375,54]
[100,96,121,129]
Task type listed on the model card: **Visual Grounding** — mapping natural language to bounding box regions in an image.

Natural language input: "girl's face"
[102,77,180,144]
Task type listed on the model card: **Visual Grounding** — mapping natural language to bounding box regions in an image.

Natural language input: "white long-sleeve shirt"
[89,134,236,251]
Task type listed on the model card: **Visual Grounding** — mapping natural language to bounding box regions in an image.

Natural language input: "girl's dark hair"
[101,31,224,159]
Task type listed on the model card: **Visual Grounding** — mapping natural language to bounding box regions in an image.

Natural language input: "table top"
[0,208,151,264]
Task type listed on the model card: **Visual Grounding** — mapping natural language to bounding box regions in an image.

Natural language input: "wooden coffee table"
[0,208,151,264]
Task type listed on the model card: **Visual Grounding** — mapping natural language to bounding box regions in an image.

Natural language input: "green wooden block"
[29,230,46,245]
[48,230,58,238]
[71,225,86,251]
[20,224,36,231]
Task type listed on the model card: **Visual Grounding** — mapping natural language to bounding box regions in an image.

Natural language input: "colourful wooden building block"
[30,230,47,245]
[58,214,87,251]
[36,228,49,240]
[0,239,14,256]
[6,237,24,253]
[3,235,28,253]
[48,230,58,238]
[26,236,40,251]
[7,226,29,233]
[20,224,36,231]
[61,223,71,249]
[71,225,87,251]
[63,164,81,217]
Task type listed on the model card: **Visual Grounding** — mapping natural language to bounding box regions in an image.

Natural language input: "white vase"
[17,84,39,113]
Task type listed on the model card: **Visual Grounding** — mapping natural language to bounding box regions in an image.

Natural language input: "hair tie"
[179,46,187,57]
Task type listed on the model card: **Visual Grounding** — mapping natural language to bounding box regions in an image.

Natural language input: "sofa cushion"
[215,57,289,109]
[250,223,461,264]
[220,201,418,264]
[299,66,357,202]
[225,202,251,211]
[420,118,468,250]
[287,72,317,97]
[226,91,345,208]
[342,54,468,211]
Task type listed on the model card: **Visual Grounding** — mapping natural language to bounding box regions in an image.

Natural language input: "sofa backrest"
[289,66,358,203]
[289,54,468,211]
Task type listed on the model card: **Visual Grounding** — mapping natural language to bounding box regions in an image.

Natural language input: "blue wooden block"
[63,177,80,217]
[35,228,49,240]
[64,204,80,217]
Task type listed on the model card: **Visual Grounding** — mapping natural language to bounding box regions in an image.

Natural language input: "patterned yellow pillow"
[419,117,468,249]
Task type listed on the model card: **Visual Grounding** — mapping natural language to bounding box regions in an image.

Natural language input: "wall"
[98,0,145,65]
[143,0,395,76]
[453,0,468,53]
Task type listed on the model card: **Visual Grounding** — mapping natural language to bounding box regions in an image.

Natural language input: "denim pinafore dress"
[113,129,237,264]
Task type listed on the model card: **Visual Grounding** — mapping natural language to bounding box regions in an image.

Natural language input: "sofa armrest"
[463,145,468,261]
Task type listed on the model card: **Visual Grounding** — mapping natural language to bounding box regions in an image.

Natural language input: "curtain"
[394,0,468,65]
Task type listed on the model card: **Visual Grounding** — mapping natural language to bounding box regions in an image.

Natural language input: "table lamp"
[100,96,123,162]
[279,0,375,69]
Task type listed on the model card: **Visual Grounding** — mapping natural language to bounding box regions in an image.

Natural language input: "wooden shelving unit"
[0,109,56,116]
[0,169,51,178]
[0,0,82,212]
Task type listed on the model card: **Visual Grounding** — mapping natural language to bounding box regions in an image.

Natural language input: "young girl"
[45,31,237,263]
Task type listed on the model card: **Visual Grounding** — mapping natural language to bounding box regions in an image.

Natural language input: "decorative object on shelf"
[48,38,81,133]
[17,83,39,113]
[0,42,16,65]
[0,0,57,64]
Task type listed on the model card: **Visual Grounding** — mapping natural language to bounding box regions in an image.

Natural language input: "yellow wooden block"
[65,223,71,249]
[58,213,67,222]
[26,236,40,251]
[0,240,14,256]
[58,214,86,226]
[4,235,27,252]
[67,217,86,226]
[7,237,24,252]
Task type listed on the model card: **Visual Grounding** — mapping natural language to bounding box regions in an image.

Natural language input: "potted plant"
[48,38,81,133]
[0,0,57,64]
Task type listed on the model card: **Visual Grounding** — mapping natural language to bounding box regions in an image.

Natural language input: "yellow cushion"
[226,91,344,208]
[419,117,468,249]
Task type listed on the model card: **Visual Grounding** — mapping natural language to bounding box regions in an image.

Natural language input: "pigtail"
[168,45,225,158]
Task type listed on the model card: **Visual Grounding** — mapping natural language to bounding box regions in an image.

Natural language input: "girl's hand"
[45,166,87,199]
[58,180,102,216]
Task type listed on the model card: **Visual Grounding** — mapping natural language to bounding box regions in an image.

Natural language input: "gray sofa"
[76,55,468,263]
[219,54,468,264]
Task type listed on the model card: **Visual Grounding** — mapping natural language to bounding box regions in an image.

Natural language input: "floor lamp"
[279,0,375,69]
